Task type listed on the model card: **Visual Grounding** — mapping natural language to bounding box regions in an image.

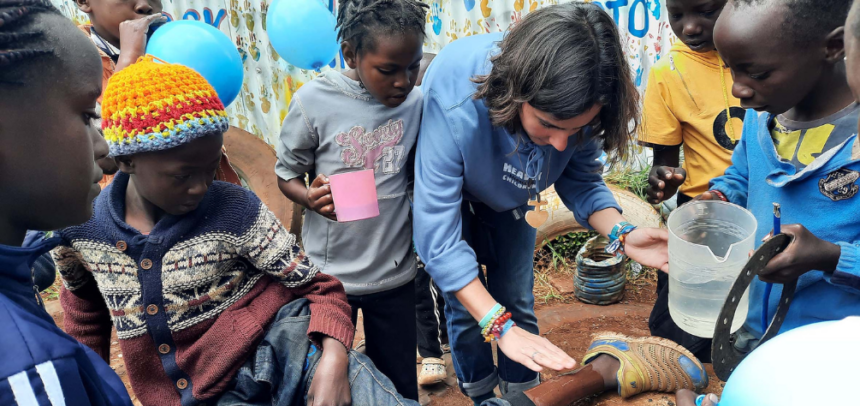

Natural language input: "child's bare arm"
[115,14,167,72]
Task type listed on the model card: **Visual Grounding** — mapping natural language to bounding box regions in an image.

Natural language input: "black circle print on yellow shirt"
[819,169,860,201]
[713,107,747,150]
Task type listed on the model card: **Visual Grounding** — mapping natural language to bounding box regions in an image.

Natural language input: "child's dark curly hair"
[0,0,59,83]
[336,0,429,54]
[473,2,639,165]
[733,0,851,45]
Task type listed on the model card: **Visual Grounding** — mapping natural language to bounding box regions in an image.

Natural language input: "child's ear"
[342,41,358,69]
[825,26,846,63]
[75,0,92,14]
[115,155,135,175]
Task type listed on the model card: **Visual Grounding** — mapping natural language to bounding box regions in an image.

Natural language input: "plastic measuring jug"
[667,200,757,338]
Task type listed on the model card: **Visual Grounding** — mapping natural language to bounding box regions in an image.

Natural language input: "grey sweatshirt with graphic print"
[275,71,420,295]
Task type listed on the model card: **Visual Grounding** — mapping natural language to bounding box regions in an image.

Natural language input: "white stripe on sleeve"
[8,370,38,406]
[36,362,65,406]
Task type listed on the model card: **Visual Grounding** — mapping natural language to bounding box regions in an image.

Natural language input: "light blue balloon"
[146,20,244,106]
[266,0,339,71]
[719,318,860,406]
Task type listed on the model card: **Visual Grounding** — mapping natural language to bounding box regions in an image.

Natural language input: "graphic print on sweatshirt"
[336,119,407,174]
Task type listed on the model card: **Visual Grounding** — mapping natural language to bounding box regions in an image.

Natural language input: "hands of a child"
[623,228,670,273]
[759,224,841,284]
[693,191,723,202]
[646,166,686,204]
[116,13,167,71]
[307,337,352,406]
[307,174,337,221]
[676,389,719,406]
[497,326,577,372]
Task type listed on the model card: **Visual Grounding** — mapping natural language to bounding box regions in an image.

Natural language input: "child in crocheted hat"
[52,57,414,405]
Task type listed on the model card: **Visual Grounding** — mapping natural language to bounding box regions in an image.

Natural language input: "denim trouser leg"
[444,202,540,402]
[216,299,419,406]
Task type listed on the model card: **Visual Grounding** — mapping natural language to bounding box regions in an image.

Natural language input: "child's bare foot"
[677,389,719,406]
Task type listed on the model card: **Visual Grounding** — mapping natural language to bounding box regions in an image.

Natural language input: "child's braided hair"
[336,0,429,54]
[0,0,58,82]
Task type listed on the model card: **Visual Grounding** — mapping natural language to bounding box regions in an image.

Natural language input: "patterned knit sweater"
[53,172,354,406]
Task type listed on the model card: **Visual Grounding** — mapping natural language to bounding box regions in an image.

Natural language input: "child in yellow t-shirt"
[641,0,744,206]
[638,0,743,363]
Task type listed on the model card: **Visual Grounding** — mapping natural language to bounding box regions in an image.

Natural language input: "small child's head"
[473,2,638,161]
[666,0,727,53]
[714,0,851,115]
[336,0,429,108]
[75,0,162,45]
[0,0,108,243]
[103,58,229,216]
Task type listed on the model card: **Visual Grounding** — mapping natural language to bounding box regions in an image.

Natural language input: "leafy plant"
[604,165,651,201]
[542,231,599,270]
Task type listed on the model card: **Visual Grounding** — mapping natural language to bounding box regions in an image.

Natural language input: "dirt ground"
[45,267,723,406]
[414,274,724,406]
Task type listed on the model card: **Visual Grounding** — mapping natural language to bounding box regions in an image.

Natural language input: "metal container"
[574,235,627,305]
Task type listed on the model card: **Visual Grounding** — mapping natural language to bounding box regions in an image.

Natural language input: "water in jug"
[667,200,757,338]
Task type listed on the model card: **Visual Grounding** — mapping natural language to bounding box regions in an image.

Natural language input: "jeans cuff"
[459,368,499,398]
[499,374,540,397]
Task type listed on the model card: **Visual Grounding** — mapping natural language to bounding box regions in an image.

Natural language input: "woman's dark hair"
[0,0,58,84]
[473,2,638,164]
[336,0,429,54]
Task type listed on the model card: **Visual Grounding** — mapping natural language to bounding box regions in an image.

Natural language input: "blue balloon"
[719,318,860,406]
[146,20,244,106]
[266,0,339,71]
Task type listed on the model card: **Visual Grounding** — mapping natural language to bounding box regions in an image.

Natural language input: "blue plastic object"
[146,20,244,106]
[266,0,340,71]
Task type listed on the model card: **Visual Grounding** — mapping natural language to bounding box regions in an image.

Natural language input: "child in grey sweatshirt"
[273,0,429,399]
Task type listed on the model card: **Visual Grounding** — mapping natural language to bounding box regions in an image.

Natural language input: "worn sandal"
[582,332,708,398]
[417,357,447,386]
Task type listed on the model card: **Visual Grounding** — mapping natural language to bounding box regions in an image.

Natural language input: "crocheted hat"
[101,56,230,157]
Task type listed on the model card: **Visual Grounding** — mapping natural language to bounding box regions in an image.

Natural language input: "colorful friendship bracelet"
[483,312,514,342]
[480,306,506,336]
[605,221,637,256]
[479,303,503,329]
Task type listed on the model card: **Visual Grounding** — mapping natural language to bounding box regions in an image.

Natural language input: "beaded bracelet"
[483,312,513,342]
[480,306,507,336]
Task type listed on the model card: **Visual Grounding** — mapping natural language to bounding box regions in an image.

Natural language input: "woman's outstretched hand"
[624,227,670,273]
[497,326,577,372]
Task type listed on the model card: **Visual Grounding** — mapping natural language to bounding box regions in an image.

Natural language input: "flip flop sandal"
[583,332,709,398]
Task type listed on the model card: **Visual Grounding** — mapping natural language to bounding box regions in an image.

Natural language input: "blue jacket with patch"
[710,110,860,339]
[0,237,133,406]
[413,33,620,293]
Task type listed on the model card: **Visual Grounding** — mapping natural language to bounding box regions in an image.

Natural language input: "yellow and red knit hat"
[101,56,230,157]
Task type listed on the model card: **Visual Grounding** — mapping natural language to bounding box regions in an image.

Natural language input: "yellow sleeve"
[639,67,683,147]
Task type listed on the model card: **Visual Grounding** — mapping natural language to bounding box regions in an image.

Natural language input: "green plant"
[604,165,651,201]
[542,231,599,270]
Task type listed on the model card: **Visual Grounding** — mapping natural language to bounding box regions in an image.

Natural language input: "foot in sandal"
[417,357,447,386]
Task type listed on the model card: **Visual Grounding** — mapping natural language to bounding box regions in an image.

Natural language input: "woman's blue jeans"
[443,201,540,402]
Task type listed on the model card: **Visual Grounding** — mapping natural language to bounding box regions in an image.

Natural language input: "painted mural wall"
[51,0,676,150]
